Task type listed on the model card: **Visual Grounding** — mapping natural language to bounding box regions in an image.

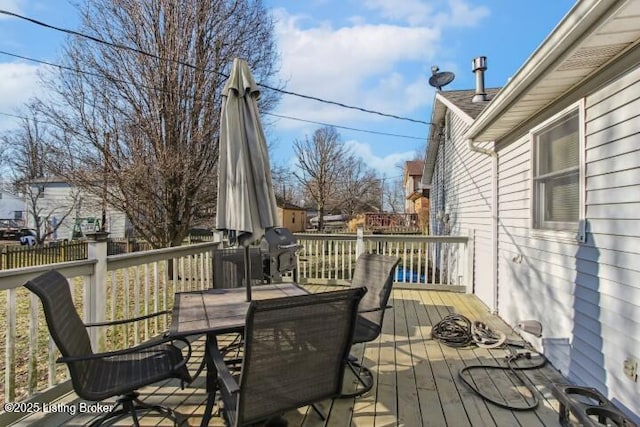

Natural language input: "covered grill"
[260,227,300,282]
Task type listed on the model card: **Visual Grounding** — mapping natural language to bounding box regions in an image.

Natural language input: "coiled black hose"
[432,313,548,411]
[431,314,473,347]
[458,344,548,411]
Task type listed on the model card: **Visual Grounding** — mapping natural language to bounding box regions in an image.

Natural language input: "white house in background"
[26,178,130,240]
[423,0,640,421]
[0,188,25,223]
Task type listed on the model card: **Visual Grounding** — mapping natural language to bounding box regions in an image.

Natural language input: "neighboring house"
[309,214,347,231]
[276,199,307,233]
[403,160,426,214]
[423,0,640,421]
[26,179,130,240]
[403,160,430,233]
[0,189,25,223]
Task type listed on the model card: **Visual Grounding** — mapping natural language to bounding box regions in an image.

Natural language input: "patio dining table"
[168,283,309,426]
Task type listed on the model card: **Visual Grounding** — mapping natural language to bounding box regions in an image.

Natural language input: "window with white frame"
[532,108,582,233]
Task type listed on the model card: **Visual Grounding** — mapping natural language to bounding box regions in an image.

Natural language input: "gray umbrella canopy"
[216,58,278,299]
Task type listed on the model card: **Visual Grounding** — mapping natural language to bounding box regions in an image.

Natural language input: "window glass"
[533,110,580,231]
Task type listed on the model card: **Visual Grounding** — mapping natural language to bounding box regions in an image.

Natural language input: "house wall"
[414,196,430,234]
[431,110,495,304]
[404,176,421,213]
[278,207,306,233]
[495,63,640,420]
[0,192,25,221]
[27,183,128,240]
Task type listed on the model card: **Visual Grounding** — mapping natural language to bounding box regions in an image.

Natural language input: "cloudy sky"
[0,0,576,179]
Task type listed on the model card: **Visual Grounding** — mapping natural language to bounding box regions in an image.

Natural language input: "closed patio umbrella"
[216,58,278,301]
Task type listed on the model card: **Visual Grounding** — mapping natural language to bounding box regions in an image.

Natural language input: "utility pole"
[101,132,109,232]
[380,174,385,213]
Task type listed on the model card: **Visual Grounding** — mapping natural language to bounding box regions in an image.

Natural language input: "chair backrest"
[213,247,264,289]
[237,287,366,425]
[24,270,94,392]
[350,253,401,329]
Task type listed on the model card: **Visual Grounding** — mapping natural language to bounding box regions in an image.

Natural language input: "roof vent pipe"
[472,56,488,103]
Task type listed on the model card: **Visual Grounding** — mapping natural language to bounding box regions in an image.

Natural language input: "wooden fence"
[0,242,88,270]
[0,234,216,270]
[106,239,154,255]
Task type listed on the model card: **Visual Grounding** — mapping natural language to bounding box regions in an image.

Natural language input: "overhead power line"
[0,9,432,126]
[264,113,425,140]
[0,50,428,141]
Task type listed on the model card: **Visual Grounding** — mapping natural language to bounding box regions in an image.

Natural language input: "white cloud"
[363,0,490,28]
[269,1,490,134]
[363,0,435,26]
[0,62,43,131]
[344,139,414,177]
[443,0,491,27]
[361,72,432,115]
[272,9,439,129]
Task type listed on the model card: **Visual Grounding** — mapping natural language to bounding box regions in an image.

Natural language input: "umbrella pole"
[244,246,252,301]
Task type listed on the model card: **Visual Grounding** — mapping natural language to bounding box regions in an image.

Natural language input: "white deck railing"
[0,231,471,424]
[0,235,220,421]
[295,232,472,289]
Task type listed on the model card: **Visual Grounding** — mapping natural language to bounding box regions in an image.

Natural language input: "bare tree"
[335,156,380,217]
[271,163,303,206]
[35,0,280,247]
[21,182,80,244]
[1,109,77,243]
[413,139,427,161]
[293,127,349,232]
[384,177,405,214]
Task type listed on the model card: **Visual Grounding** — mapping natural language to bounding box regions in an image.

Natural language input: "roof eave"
[421,94,447,186]
[465,0,626,142]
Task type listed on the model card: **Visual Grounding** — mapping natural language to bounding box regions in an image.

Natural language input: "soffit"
[469,0,640,142]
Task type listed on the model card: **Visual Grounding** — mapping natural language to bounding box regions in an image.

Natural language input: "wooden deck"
[11,286,567,426]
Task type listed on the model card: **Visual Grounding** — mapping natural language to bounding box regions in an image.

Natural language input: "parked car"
[19,229,37,246]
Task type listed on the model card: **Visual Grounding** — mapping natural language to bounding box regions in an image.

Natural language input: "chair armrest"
[208,337,240,394]
[58,336,192,367]
[85,310,170,327]
[359,305,392,314]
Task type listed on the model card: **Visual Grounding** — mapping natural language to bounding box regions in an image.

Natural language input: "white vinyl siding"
[431,109,495,306]
[496,63,640,421]
[28,182,129,240]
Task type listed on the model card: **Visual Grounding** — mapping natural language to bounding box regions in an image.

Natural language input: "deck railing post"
[86,231,109,351]
[355,227,365,260]
[466,229,475,293]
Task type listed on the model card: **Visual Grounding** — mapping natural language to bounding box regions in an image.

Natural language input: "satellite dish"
[428,66,455,91]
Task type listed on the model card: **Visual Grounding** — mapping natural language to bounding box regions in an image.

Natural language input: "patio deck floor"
[11,285,567,426]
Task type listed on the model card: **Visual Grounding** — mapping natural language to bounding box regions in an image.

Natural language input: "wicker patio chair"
[210,287,366,426]
[25,270,192,427]
[213,247,265,289]
[342,253,401,397]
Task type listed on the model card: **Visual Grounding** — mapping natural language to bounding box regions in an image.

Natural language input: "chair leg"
[311,403,326,420]
[339,359,374,398]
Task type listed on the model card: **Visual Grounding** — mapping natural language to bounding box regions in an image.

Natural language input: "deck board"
[402,289,448,427]
[10,287,564,427]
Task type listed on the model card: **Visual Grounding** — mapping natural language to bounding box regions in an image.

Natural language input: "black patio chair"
[342,253,401,397]
[213,247,265,289]
[211,247,266,365]
[25,270,192,427]
[210,287,366,426]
